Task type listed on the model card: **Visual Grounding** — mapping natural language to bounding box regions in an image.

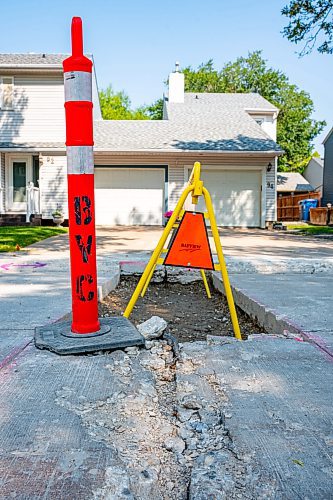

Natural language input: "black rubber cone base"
[34,317,145,355]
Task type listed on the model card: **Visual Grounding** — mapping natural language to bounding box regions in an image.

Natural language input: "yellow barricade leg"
[123,185,193,319]
[203,187,242,340]
[141,262,157,298]
[200,269,212,299]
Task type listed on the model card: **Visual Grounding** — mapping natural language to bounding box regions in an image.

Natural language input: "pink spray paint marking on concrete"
[0,262,47,271]
[0,340,32,371]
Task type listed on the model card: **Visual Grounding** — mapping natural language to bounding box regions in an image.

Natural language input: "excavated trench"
[99,276,264,342]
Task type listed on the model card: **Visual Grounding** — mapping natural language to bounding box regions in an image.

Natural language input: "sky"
[2,0,332,153]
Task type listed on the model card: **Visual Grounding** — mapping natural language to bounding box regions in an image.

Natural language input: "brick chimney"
[168,62,184,103]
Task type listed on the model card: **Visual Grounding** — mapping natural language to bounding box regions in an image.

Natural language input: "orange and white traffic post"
[63,17,100,334]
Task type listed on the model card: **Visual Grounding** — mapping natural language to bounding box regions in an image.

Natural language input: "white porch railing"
[26,182,41,222]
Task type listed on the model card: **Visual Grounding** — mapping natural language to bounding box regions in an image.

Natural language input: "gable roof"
[0,92,282,153]
[94,119,279,153]
[0,53,92,68]
[277,172,314,193]
[94,92,281,153]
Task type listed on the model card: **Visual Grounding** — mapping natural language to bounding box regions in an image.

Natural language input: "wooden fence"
[277,192,321,221]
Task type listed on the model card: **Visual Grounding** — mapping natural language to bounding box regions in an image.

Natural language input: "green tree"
[144,98,164,120]
[182,52,325,171]
[282,0,333,55]
[184,60,222,92]
[99,85,149,120]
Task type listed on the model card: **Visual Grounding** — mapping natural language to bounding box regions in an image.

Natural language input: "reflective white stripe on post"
[64,71,92,102]
[67,146,94,174]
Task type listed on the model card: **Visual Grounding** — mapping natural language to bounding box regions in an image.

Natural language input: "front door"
[9,157,31,211]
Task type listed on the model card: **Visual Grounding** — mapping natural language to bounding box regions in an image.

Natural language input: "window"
[0,76,14,110]
[255,118,264,126]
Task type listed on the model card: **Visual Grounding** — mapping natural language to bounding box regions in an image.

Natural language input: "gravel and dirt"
[99,277,263,341]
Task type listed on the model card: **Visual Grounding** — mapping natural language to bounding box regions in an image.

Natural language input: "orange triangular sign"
[164,211,214,270]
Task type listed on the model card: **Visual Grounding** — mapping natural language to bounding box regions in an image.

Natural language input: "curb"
[211,272,301,336]
[211,272,333,360]
[98,268,120,301]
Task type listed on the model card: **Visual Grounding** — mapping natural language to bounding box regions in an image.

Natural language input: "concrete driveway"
[94,226,333,260]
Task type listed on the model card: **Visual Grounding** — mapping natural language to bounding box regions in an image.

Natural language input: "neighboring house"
[303,156,324,194]
[277,172,314,196]
[0,55,282,228]
[322,128,333,205]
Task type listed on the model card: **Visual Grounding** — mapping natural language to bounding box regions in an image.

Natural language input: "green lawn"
[286,223,333,235]
[0,226,68,252]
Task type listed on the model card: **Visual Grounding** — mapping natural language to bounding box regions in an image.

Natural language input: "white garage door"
[188,169,261,227]
[95,168,165,226]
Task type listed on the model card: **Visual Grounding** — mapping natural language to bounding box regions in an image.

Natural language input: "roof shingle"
[93,93,281,153]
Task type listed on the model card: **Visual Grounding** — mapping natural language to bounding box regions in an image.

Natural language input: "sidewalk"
[0,234,120,330]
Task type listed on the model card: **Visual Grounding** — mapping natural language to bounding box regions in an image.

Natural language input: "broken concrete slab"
[2,329,333,498]
[0,344,127,499]
[178,338,333,499]
[0,339,189,499]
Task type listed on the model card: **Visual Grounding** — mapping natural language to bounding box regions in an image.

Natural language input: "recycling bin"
[299,199,319,222]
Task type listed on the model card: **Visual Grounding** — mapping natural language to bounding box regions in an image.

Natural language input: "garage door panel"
[95,168,164,226]
[188,169,261,227]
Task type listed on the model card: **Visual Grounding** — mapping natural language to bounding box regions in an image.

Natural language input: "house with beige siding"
[303,156,324,195]
[0,54,282,228]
